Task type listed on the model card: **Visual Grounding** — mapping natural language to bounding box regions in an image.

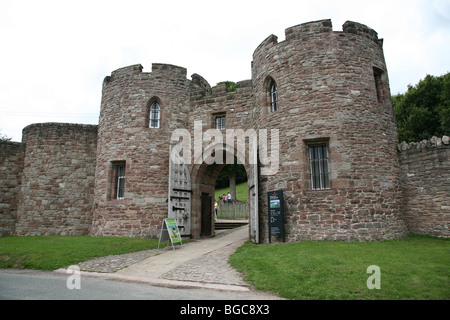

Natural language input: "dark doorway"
[201,193,212,236]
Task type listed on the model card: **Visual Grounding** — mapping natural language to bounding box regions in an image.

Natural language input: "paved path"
[117,227,248,284]
[55,226,282,299]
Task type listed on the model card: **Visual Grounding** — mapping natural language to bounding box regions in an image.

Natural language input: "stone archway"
[189,143,259,242]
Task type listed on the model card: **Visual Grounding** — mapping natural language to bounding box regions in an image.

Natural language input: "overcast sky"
[1,0,449,142]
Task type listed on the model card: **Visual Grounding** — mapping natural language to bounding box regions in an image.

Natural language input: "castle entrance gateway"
[188,143,259,243]
[168,146,192,237]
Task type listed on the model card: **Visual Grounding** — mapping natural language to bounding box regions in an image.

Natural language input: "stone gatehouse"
[1,20,449,242]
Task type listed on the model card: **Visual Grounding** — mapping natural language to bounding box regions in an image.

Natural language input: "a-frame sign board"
[158,218,183,250]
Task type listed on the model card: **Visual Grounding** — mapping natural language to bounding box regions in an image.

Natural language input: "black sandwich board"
[268,190,285,243]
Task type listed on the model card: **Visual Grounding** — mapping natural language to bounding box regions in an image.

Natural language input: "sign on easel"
[158,218,183,250]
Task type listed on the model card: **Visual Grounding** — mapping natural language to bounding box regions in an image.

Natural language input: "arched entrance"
[189,143,259,242]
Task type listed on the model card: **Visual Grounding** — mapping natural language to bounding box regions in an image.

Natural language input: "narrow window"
[309,145,330,190]
[215,116,226,130]
[373,67,384,102]
[270,81,278,112]
[113,162,126,200]
[150,102,161,128]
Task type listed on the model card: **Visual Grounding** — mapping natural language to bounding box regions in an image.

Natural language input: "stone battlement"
[105,63,188,85]
[285,19,333,40]
[398,136,450,152]
[254,19,382,58]
[22,123,98,145]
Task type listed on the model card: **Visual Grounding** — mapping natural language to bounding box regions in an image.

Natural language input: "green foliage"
[393,72,450,143]
[229,235,450,300]
[215,164,247,189]
[217,81,237,93]
[215,181,249,203]
[0,130,12,142]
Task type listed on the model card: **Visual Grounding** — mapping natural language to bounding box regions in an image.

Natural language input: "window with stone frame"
[308,144,330,190]
[112,161,126,200]
[215,114,226,130]
[269,79,279,112]
[373,67,385,103]
[149,101,161,128]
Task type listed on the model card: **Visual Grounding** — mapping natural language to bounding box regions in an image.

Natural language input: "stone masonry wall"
[91,64,192,238]
[188,80,255,237]
[2,19,447,242]
[398,136,450,237]
[0,141,25,236]
[15,123,97,235]
[252,20,407,242]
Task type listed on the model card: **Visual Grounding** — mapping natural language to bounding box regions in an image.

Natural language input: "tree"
[217,81,237,93]
[215,164,247,188]
[393,72,450,143]
[215,164,247,202]
[0,130,12,142]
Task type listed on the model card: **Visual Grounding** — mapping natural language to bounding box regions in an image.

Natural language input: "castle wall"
[189,80,255,237]
[189,80,254,132]
[0,141,25,236]
[91,64,192,238]
[1,19,447,242]
[398,137,450,237]
[252,20,407,242]
[15,123,97,236]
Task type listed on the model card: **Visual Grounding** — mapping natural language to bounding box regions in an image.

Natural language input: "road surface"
[0,269,278,300]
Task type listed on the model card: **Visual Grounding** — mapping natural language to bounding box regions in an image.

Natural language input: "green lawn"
[0,235,160,270]
[229,234,450,300]
[215,181,248,203]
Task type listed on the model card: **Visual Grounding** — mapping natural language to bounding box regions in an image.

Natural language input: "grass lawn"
[215,181,248,203]
[229,234,450,300]
[0,235,160,271]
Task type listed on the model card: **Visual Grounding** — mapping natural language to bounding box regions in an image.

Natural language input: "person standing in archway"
[214,201,218,221]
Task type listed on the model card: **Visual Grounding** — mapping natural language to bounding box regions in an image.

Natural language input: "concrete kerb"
[54,225,252,293]
[54,269,251,293]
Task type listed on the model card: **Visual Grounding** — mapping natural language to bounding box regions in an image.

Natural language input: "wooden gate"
[168,146,191,237]
[249,142,259,243]
[217,202,249,220]
[201,194,212,236]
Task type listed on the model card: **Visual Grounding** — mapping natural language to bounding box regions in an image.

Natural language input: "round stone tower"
[16,123,97,236]
[90,63,191,238]
[252,20,407,241]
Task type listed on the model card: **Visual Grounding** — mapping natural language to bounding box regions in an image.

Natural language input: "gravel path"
[77,248,169,273]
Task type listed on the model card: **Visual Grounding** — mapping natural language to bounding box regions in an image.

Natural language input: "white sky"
[1,0,449,142]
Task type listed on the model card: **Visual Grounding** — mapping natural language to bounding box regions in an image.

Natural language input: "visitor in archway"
[214,201,218,221]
